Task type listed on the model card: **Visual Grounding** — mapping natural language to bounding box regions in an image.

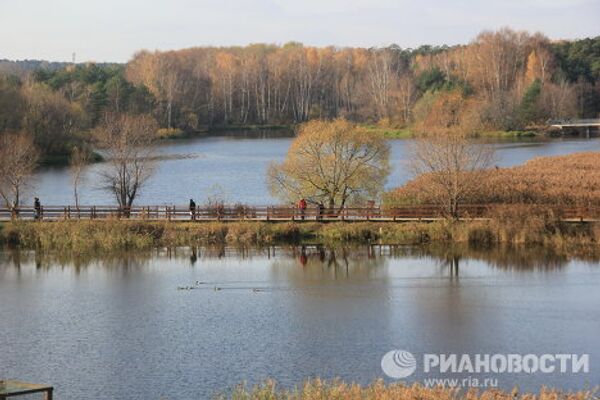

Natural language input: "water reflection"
[1,243,597,273]
[1,244,599,399]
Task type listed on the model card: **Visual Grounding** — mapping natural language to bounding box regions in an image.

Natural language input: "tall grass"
[386,152,600,207]
[1,218,599,254]
[218,379,596,400]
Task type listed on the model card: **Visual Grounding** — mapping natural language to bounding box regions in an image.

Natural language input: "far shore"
[161,123,563,140]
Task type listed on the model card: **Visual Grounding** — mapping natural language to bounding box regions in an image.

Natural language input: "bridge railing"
[548,118,600,126]
[1,204,600,221]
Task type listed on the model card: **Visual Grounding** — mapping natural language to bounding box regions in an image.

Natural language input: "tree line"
[126,30,600,131]
[0,28,599,162]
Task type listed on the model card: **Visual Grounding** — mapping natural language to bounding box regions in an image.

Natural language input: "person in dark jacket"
[34,197,41,220]
[317,202,325,221]
[189,199,196,221]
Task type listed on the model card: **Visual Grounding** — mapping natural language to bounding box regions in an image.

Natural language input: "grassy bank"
[1,216,598,254]
[158,124,292,139]
[158,123,542,140]
[357,125,546,140]
[476,129,539,138]
[218,379,595,400]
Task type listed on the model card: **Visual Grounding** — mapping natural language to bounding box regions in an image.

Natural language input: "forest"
[0,28,599,161]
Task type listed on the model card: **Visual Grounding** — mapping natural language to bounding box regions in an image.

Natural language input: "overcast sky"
[1,0,599,63]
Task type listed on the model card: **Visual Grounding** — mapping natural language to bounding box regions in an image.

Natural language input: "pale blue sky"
[1,0,599,62]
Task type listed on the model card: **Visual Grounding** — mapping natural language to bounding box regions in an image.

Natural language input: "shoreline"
[164,124,569,140]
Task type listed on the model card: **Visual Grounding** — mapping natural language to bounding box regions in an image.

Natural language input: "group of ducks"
[176,281,264,292]
[176,280,207,291]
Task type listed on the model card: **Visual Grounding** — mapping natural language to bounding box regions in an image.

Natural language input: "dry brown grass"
[1,218,599,254]
[219,379,597,400]
[386,152,600,207]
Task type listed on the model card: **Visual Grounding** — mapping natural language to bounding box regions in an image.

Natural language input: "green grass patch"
[476,130,539,138]
[363,125,414,139]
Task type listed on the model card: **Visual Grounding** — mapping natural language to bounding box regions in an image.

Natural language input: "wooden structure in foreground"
[0,380,53,399]
[1,204,600,222]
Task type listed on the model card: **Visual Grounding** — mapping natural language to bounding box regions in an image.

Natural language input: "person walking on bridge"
[189,198,196,221]
[317,202,325,221]
[34,197,41,221]
[298,198,307,220]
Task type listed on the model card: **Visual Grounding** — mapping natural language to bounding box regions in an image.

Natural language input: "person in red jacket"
[298,198,307,220]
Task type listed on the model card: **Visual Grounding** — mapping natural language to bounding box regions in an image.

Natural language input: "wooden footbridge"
[548,119,600,136]
[1,204,599,222]
[549,119,600,129]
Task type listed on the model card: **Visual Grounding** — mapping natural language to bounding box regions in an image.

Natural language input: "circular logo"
[381,350,417,379]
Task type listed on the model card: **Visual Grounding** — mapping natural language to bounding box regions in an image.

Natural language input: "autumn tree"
[0,133,39,214]
[268,119,390,211]
[0,75,25,132]
[21,82,84,156]
[413,89,479,134]
[409,132,495,219]
[95,114,158,210]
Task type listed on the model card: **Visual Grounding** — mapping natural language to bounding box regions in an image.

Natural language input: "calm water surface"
[0,246,598,399]
[31,131,600,205]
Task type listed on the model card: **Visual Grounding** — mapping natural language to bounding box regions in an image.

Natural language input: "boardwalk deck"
[549,118,600,128]
[1,205,599,222]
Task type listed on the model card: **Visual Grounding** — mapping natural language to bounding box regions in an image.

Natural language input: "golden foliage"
[413,90,478,135]
[268,119,390,209]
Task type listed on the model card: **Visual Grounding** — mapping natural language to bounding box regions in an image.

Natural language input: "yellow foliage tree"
[268,119,390,211]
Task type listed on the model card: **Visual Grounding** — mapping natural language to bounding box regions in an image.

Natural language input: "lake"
[0,246,598,399]
[30,131,600,206]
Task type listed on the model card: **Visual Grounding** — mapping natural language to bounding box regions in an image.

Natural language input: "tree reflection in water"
[1,243,598,275]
